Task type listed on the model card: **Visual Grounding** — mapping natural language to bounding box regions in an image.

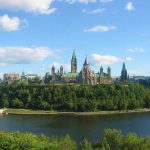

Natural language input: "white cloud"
[66,0,96,4]
[90,54,134,66]
[0,14,27,31]
[90,54,121,66]
[127,48,145,53]
[125,57,134,62]
[50,62,71,72]
[100,0,113,3]
[125,2,134,11]
[0,0,56,14]
[82,8,105,14]
[84,25,116,32]
[0,47,55,64]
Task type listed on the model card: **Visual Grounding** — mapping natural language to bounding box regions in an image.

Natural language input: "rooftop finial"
[72,49,76,58]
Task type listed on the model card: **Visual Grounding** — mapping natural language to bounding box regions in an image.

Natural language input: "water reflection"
[0,113,150,143]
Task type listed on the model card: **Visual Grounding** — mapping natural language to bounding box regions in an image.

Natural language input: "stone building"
[3,73,20,84]
[44,51,112,85]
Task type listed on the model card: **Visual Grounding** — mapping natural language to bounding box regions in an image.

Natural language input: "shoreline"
[2,108,150,116]
[0,109,7,114]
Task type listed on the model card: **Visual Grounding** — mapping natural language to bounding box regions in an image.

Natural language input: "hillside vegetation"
[0,83,150,111]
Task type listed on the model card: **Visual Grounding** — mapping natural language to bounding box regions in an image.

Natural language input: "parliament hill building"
[44,51,112,85]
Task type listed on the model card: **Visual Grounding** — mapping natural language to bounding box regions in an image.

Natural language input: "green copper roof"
[72,50,76,58]
[62,72,79,78]
[100,74,105,78]
[95,73,99,78]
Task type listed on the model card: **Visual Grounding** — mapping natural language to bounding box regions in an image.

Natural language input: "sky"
[0,0,150,78]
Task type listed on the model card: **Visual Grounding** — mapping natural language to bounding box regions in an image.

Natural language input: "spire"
[60,65,63,76]
[123,62,126,70]
[121,62,127,81]
[83,56,88,67]
[72,49,76,58]
[100,66,103,75]
[107,66,111,78]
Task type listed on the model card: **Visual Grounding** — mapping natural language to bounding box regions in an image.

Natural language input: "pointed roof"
[72,50,76,58]
[107,66,111,70]
[84,56,88,66]
[122,62,126,70]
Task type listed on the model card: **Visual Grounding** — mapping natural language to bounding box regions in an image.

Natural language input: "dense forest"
[0,82,150,111]
[0,129,150,150]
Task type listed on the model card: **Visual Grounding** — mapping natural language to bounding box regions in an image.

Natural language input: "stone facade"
[3,73,20,84]
[44,51,112,85]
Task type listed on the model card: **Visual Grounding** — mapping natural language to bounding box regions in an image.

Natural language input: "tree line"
[0,129,150,150]
[0,82,150,111]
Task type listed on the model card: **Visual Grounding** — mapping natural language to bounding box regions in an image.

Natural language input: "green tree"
[102,129,123,150]
[11,98,24,108]
[80,139,93,150]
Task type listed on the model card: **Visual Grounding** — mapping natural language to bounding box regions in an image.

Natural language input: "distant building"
[129,76,150,82]
[120,62,128,81]
[44,51,112,85]
[21,72,39,82]
[3,73,20,84]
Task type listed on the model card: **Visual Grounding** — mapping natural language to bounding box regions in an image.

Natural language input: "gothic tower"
[107,66,111,78]
[51,65,55,76]
[100,66,103,76]
[121,62,127,81]
[60,65,63,76]
[71,50,77,73]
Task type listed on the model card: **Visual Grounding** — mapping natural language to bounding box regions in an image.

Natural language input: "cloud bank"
[0,0,56,14]
[90,54,134,66]
[0,47,55,64]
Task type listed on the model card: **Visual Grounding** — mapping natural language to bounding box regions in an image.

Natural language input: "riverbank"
[0,109,7,114]
[3,108,150,116]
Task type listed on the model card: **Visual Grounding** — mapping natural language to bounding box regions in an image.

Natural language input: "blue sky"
[0,0,150,78]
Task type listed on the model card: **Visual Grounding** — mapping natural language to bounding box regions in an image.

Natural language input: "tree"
[80,139,93,150]
[0,99,9,108]
[102,129,123,150]
[11,98,24,108]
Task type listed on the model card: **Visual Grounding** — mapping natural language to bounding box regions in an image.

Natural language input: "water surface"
[0,113,150,143]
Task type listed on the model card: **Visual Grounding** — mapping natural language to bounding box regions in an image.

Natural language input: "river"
[0,113,150,144]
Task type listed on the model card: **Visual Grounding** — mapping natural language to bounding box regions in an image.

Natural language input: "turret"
[51,65,55,76]
[107,66,111,78]
[60,65,63,76]
[100,66,103,75]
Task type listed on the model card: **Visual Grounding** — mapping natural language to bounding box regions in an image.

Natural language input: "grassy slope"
[3,108,150,116]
